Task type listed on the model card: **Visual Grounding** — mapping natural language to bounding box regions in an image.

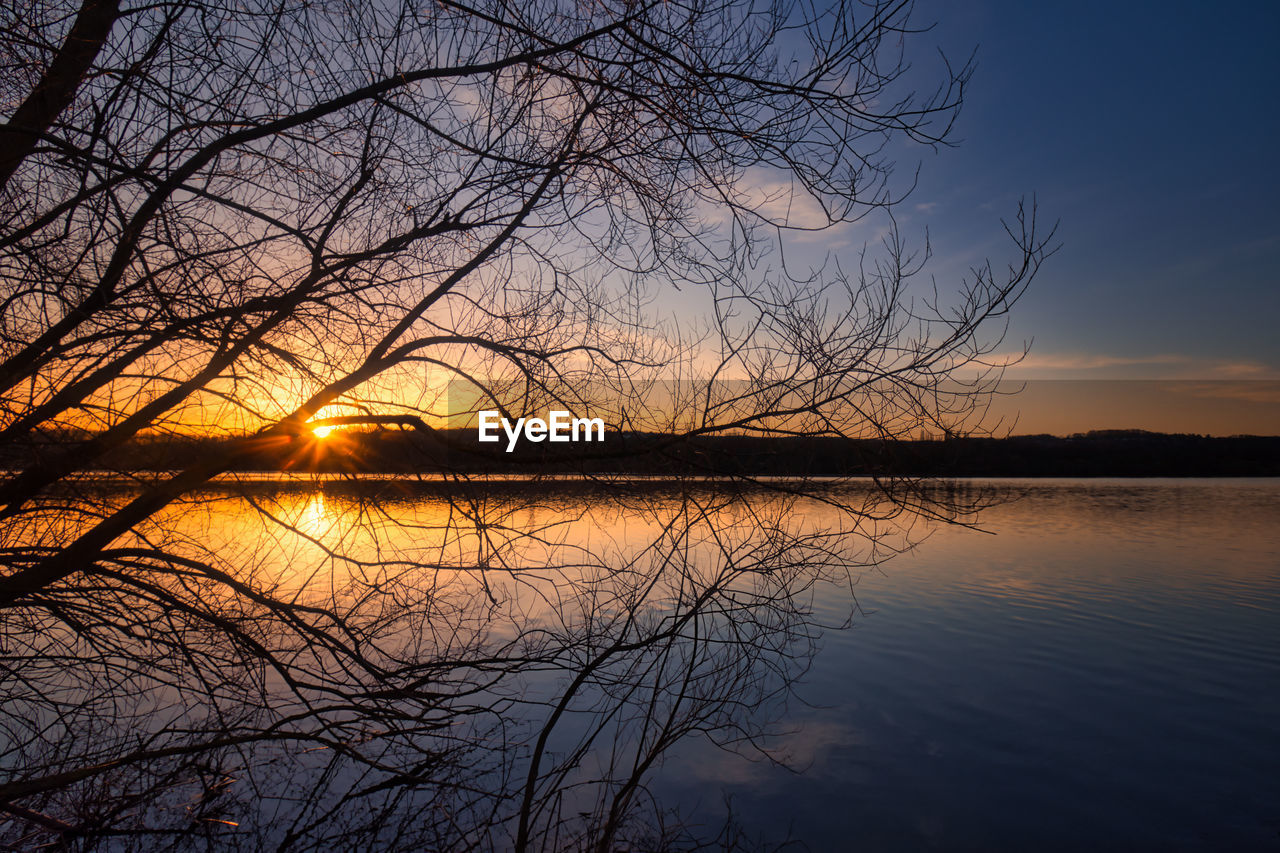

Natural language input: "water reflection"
[4,479,1277,850]
[1,476,940,850]
[655,479,1280,850]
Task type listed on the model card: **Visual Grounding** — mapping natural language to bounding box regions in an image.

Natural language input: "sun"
[312,425,335,439]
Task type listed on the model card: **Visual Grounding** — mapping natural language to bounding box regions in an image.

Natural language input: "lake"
[650,479,1280,850]
[4,477,1278,850]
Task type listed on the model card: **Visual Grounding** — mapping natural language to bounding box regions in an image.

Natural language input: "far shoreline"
[13,429,1280,480]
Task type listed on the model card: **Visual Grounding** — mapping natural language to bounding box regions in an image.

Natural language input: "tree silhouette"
[0,0,1053,847]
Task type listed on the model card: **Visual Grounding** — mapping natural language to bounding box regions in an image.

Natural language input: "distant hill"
[7,428,1279,477]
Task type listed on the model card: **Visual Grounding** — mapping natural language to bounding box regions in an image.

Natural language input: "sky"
[810,0,1280,433]
[909,0,1280,381]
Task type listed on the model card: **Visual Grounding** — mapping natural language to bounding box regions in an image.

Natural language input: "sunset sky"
[914,0,1279,383]
[803,0,1279,434]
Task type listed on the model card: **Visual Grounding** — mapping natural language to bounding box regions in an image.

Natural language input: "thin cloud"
[992,352,1280,380]
[1169,381,1280,405]
[996,352,1189,371]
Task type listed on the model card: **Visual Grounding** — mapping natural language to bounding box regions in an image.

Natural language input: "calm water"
[652,479,1280,850]
[10,478,1278,850]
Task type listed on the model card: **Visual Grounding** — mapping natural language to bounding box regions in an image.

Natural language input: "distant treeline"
[9,429,1280,477]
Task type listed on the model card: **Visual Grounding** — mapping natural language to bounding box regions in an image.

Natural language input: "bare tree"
[0,0,1053,848]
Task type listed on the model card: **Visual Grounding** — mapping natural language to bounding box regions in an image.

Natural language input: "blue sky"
[903,0,1280,381]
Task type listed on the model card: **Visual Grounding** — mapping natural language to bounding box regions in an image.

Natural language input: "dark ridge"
[5,428,1280,477]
